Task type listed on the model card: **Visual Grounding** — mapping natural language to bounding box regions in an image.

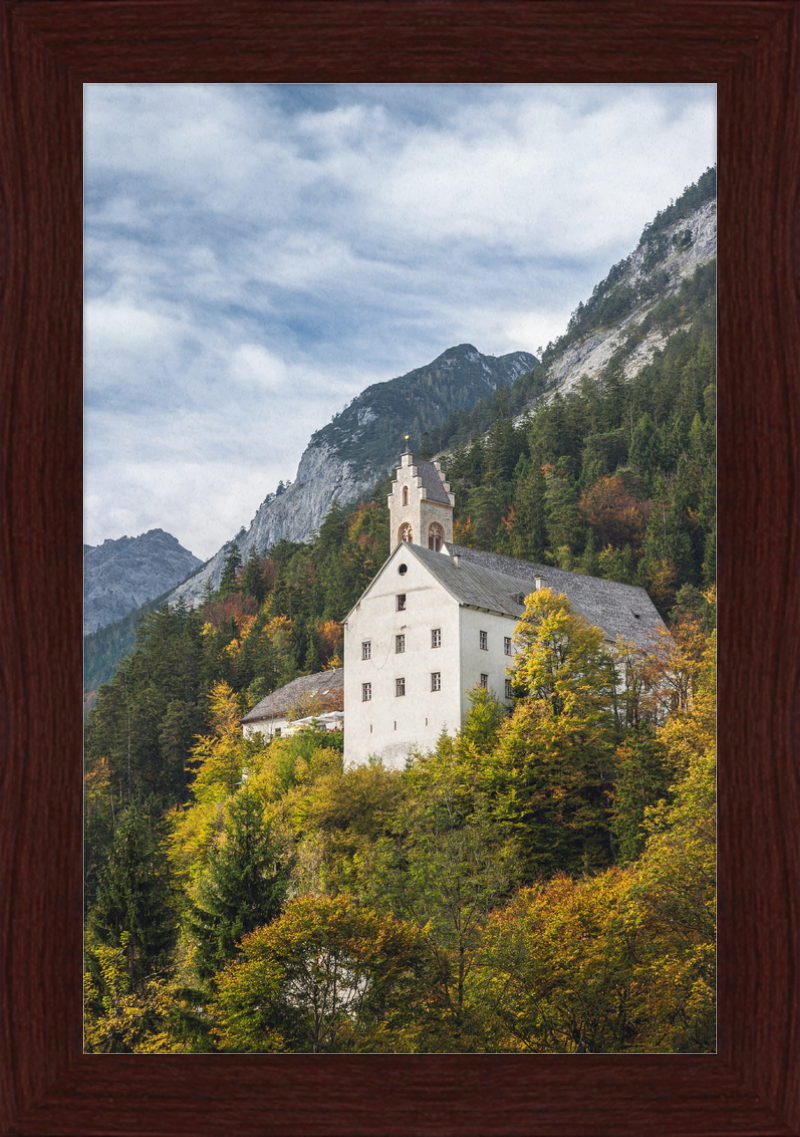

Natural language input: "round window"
[398,563,408,575]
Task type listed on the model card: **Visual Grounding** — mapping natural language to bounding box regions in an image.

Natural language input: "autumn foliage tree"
[189,680,250,802]
[210,895,426,1052]
[579,473,650,550]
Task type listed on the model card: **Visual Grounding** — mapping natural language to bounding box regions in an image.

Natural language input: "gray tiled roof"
[241,667,344,724]
[445,544,664,648]
[414,459,452,505]
[407,544,539,619]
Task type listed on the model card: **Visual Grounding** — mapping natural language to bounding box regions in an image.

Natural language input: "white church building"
[342,448,665,769]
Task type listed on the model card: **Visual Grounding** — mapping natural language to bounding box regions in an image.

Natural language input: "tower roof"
[413,458,452,505]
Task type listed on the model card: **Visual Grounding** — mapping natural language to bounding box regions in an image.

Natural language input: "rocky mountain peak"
[84,529,202,635]
[543,194,716,399]
[167,345,537,606]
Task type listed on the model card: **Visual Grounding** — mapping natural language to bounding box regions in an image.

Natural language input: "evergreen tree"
[629,412,662,493]
[220,543,243,597]
[514,461,548,561]
[315,498,348,558]
[87,801,178,986]
[544,459,585,555]
[189,790,292,981]
[241,546,269,606]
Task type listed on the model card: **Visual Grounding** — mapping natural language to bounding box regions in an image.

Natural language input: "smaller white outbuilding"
[241,667,344,742]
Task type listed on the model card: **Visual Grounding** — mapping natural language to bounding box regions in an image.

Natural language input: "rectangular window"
[395,634,405,654]
[480,630,488,650]
[362,641,371,660]
[397,594,406,611]
[362,682,372,702]
[504,636,512,656]
[431,628,441,648]
[431,672,441,692]
[396,678,406,697]
[480,673,488,689]
[505,678,513,698]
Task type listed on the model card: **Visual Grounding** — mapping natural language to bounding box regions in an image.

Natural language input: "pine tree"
[241,546,269,606]
[189,790,291,981]
[87,801,178,986]
[220,543,243,598]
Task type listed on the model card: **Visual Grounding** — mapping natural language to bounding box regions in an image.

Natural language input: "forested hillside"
[443,257,716,617]
[84,171,716,1056]
[85,578,716,1054]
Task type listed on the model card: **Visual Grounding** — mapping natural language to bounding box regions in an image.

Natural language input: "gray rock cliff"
[168,345,537,606]
[545,198,716,397]
[84,529,202,635]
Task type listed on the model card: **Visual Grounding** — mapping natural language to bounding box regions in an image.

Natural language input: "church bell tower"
[388,443,455,553]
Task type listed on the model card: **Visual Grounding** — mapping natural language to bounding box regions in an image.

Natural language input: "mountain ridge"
[86,168,716,689]
[544,196,716,397]
[84,528,202,635]
[167,344,537,606]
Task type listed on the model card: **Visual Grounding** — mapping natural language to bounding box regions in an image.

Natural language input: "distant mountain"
[84,529,203,635]
[89,168,716,690]
[167,344,537,606]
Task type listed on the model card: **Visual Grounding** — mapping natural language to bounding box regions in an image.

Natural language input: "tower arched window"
[398,523,413,544]
[402,485,408,507]
[428,521,444,551]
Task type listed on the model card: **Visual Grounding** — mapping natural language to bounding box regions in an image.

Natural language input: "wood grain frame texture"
[1,1,798,1133]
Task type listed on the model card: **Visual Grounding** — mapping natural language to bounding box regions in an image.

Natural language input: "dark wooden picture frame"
[2,2,798,1133]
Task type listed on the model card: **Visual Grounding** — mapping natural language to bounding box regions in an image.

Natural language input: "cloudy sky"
[85,83,716,561]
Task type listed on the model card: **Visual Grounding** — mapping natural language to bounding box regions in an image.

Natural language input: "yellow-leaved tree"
[628,623,716,1051]
[189,681,253,803]
[210,895,426,1052]
[479,588,622,877]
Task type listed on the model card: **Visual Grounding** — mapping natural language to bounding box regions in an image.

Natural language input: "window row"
[363,675,440,700]
[362,629,442,659]
[361,630,511,659]
[362,676,513,700]
[481,631,514,655]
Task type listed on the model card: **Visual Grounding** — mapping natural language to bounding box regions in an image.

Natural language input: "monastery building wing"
[242,667,343,741]
[341,446,665,769]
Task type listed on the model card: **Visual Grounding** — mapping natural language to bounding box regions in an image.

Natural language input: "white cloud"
[228,343,288,393]
[84,82,716,560]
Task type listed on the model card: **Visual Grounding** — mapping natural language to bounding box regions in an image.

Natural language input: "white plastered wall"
[343,546,463,769]
[457,605,518,719]
[243,715,290,741]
